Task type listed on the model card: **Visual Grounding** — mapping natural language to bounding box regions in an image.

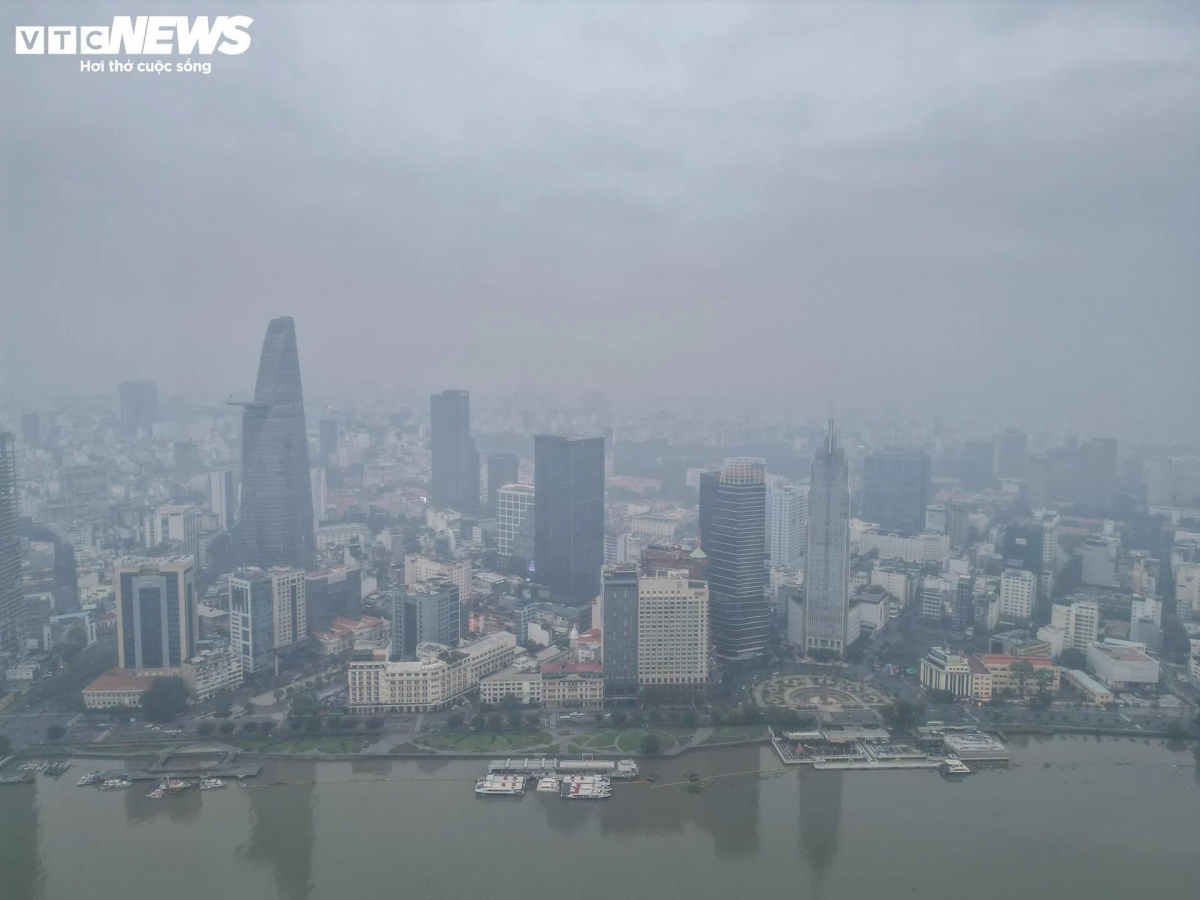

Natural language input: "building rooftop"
[83,668,169,693]
[1092,644,1155,663]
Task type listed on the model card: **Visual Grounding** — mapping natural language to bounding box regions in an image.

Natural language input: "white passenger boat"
[940,759,971,776]
[536,777,560,792]
[475,775,526,797]
[560,781,612,800]
[200,778,226,790]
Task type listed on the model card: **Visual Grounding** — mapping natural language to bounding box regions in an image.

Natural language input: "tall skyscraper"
[533,434,605,604]
[704,457,769,661]
[602,567,640,698]
[234,317,315,571]
[318,418,339,467]
[698,470,719,548]
[995,428,1029,480]
[209,469,235,530]
[115,557,196,669]
[118,380,158,430]
[766,482,806,568]
[486,452,519,515]
[387,580,460,661]
[805,422,851,657]
[947,501,970,551]
[0,434,22,656]
[861,448,930,535]
[430,390,479,512]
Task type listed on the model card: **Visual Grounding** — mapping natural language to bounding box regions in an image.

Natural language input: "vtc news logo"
[15,16,253,55]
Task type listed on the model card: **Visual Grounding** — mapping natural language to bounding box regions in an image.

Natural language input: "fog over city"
[3,1,1198,436]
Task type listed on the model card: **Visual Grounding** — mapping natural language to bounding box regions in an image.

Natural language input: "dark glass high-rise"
[533,434,604,605]
[861,447,930,535]
[703,457,769,661]
[234,317,315,570]
[430,390,479,512]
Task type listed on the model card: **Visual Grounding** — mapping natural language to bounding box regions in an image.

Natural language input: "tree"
[218,721,236,735]
[682,710,698,728]
[487,714,504,732]
[46,724,66,741]
[1010,661,1035,699]
[611,710,628,728]
[639,733,661,756]
[500,693,520,712]
[213,690,233,718]
[507,711,524,731]
[524,714,541,732]
[592,710,606,725]
[0,734,12,756]
[141,676,189,722]
[649,709,663,725]
[1060,648,1087,671]
[288,717,304,732]
[241,721,259,734]
[197,722,215,737]
[304,718,321,733]
[260,721,275,735]
[273,690,285,704]
[366,717,384,731]
[243,701,256,715]
[881,700,925,732]
[343,717,360,731]
[471,714,486,731]
[447,713,464,730]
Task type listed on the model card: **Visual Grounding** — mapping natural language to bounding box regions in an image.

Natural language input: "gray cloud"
[2,1,1197,438]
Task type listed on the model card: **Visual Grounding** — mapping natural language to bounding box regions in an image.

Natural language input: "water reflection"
[349,759,393,777]
[239,761,317,900]
[798,768,843,885]
[124,781,204,824]
[572,746,763,859]
[0,782,43,900]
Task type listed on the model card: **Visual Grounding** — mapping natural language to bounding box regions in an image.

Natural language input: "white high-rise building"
[1130,595,1162,628]
[496,483,535,562]
[766,483,806,568]
[1048,599,1099,651]
[999,569,1036,620]
[637,574,710,691]
[1031,509,1061,599]
[143,505,198,562]
[1176,563,1200,613]
[270,566,307,648]
[1082,535,1120,587]
[310,467,327,524]
[208,470,235,531]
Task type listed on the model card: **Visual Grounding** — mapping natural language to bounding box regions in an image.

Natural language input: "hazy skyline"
[3,1,1198,437]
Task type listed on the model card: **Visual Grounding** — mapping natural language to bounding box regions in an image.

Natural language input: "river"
[1,735,1197,900]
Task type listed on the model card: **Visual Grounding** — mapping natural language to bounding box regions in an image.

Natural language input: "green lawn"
[570,727,697,754]
[415,731,555,752]
[700,726,768,745]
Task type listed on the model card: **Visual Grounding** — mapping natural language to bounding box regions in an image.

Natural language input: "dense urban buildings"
[860,448,930,535]
[704,457,769,661]
[0,433,22,656]
[804,424,851,657]
[235,316,315,570]
[208,469,235,531]
[115,557,196,670]
[533,434,605,604]
[430,389,479,512]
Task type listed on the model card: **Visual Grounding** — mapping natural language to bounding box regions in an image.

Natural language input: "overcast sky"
[2,1,1197,436]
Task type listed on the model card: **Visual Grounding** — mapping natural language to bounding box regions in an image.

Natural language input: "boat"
[43,762,71,777]
[474,774,526,797]
[560,781,612,800]
[535,776,560,792]
[199,778,226,790]
[559,774,611,787]
[99,777,133,790]
[940,759,971,776]
[78,771,107,786]
[146,787,166,799]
